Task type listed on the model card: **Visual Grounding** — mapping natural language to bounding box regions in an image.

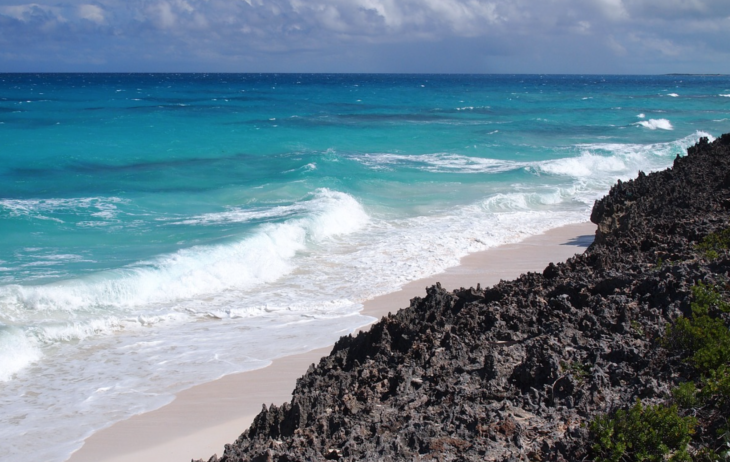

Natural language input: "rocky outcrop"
[197,133,730,462]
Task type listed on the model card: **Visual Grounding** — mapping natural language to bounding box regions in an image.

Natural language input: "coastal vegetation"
[591,282,730,461]
[590,400,695,462]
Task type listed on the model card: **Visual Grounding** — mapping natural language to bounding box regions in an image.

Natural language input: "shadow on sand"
[561,234,595,248]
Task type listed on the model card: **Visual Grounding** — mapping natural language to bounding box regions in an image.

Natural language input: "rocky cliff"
[198,134,730,462]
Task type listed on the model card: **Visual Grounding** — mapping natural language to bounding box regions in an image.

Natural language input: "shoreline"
[66,221,596,462]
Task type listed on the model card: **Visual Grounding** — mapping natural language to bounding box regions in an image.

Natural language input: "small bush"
[672,381,698,409]
[665,283,730,372]
[691,282,730,315]
[589,400,696,462]
[700,364,730,407]
[560,360,592,382]
[697,228,730,260]
[631,320,645,336]
[670,365,730,410]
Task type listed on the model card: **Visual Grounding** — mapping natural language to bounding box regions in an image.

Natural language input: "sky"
[0,0,729,73]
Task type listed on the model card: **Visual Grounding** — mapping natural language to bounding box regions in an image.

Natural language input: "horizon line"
[1,72,728,76]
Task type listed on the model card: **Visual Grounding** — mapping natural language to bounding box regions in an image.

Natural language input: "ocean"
[0,73,728,461]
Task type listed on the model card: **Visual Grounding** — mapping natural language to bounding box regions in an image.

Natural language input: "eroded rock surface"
[197,134,730,462]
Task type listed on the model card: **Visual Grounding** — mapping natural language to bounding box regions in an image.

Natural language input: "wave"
[536,152,628,178]
[351,152,526,174]
[0,189,368,315]
[480,190,570,212]
[720,94,730,98]
[455,106,490,111]
[0,325,40,382]
[636,119,673,130]
[555,131,712,177]
[0,197,126,223]
[352,132,709,180]
[170,203,309,226]
[343,132,711,296]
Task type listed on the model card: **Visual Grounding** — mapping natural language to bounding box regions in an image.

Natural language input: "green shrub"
[691,282,730,315]
[700,364,730,407]
[672,381,698,409]
[665,283,730,372]
[560,360,592,382]
[589,400,696,462]
[697,228,730,260]
[670,366,730,409]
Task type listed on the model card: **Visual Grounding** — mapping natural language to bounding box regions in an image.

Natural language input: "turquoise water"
[1,74,729,461]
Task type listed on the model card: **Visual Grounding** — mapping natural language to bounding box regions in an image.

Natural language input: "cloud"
[0,3,65,23]
[281,0,503,39]
[624,0,730,20]
[0,0,727,72]
[78,4,104,24]
[628,33,686,56]
[593,0,629,20]
[606,35,627,55]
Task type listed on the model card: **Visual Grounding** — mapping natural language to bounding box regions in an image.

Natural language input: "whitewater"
[1,73,729,462]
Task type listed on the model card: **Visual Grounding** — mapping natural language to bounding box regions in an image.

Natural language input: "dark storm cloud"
[0,0,728,72]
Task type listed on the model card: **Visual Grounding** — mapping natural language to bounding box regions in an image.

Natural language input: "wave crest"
[0,325,40,382]
[636,119,673,130]
[0,189,369,315]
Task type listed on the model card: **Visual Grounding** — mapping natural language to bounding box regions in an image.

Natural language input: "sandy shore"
[67,221,596,462]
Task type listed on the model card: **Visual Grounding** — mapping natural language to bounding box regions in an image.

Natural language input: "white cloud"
[309,4,349,32]
[353,0,404,28]
[284,0,501,37]
[78,4,104,24]
[422,0,501,34]
[154,2,176,28]
[0,3,65,22]
[593,0,629,20]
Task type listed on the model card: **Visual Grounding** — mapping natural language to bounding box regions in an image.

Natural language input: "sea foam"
[636,118,673,130]
[0,197,126,223]
[0,325,41,382]
[0,189,368,316]
[352,132,708,183]
[351,152,525,174]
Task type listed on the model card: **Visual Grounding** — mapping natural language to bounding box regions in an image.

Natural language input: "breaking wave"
[636,119,673,130]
